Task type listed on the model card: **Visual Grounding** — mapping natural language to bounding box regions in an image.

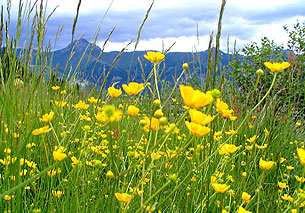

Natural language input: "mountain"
[49,39,233,86]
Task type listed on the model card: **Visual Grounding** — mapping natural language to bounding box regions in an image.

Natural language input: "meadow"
[0,0,304,212]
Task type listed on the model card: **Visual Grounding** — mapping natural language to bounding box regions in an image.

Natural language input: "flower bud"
[106,170,114,178]
[154,109,164,119]
[211,89,221,99]
[153,99,161,107]
[159,117,168,126]
[182,63,189,70]
[93,160,102,168]
[168,173,177,182]
[146,82,151,87]
[139,119,147,127]
[256,69,264,76]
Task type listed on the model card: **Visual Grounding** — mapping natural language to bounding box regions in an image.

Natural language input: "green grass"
[0,0,305,212]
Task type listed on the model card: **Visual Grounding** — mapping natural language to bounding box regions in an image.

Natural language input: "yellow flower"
[297,148,305,165]
[32,125,52,135]
[255,144,268,149]
[242,192,251,203]
[286,166,294,170]
[189,109,214,125]
[115,193,132,203]
[278,182,288,189]
[216,99,234,118]
[225,129,237,135]
[264,62,291,72]
[71,156,82,167]
[39,111,54,123]
[73,100,89,110]
[296,122,301,126]
[52,190,64,198]
[122,82,144,95]
[259,158,275,170]
[179,85,213,109]
[127,105,140,116]
[281,194,294,202]
[95,105,122,123]
[53,150,67,161]
[211,183,230,193]
[218,144,239,156]
[108,87,122,98]
[54,100,68,107]
[213,131,222,141]
[88,96,99,103]
[106,170,115,178]
[151,152,162,160]
[246,135,258,143]
[51,86,60,91]
[237,206,252,213]
[144,51,165,63]
[185,121,210,137]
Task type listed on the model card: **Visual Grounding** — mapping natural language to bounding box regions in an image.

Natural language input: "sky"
[2,0,305,52]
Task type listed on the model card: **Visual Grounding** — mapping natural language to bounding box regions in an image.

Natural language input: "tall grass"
[0,0,304,212]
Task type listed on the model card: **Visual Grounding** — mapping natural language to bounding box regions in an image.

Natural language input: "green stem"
[153,63,161,104]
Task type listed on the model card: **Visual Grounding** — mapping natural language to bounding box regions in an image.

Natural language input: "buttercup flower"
[218,144,239,156]
[297,148,305,165]
[264,62,291,72]
[237,206,252,213]
[108,87,122,98]
[39,111,54,122]
[127,105,140,116]
[122,82,144,95]
[179,85,213,109]
[259,158,275,170]
[185,121,210,137]
[216,99,234,118]
[242,192,251,203]
[115,193,132,203]
[211,183,230,193]
[144,51,165,63]
[278,182,288,189]
[189,109,214,125]
[32,126,52,135]
[51,86,60,91]
[53,150,67,161]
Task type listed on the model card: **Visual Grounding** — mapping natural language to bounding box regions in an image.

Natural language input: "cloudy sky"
[2,0,305,52]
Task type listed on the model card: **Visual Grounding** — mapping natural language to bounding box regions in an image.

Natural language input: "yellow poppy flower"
[242,192,251,203]
[264,62,291,72]
[127,105,140,116]
[297,148,305,165]
[211,183,230,193]
[108,87,122,98]
[32,125,52,135]
[185,121,211,137]
[189,109,215,125]
[259,158,275,170]
[144,51,165,63]
[122,82,144,95]
[115,193,132,203]
[179,85,213,109]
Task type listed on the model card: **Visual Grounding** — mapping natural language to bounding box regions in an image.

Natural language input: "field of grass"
[0,1,304,212]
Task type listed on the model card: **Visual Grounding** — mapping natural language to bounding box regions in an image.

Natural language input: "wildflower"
[54,101,68,107]
[39,111,54,123]
[278,182,288,189]
[218,144,239,156]
[246,135,257,143]
[230,116,237,121]
[73,100,89,110]
[3,195,12,200]
[216,99,234,118]
[106,170,115,178]
[264,128,269,137]
[108,87,122,98]
[71,156,82,167]
[122,82,144,95]
[213,131,222,141]
[225,129,237,135]
[256,69,264,76]
[144,51,165,63]
[241,192,251,203]
[297,148,305,165]
[154,109,164,119]
[51,86,60,91]
[189,109,214,125]
[259,158,275,170]
[281,194,294,202]
[179,85,213,109]
[115,193,132,203]
[242,172,247,177]
[127,105,140,116]
[95,105,122,123]
[296,122,301,126]
[211,183,230,193]
[88,96,99,103]
[237,206,252,213]
[286,166,294,170]
[185,121,210,137]
[255,144,268,149]
[182,62,189,70]
[53,150,67,161]
[52,190,64,198]
[151,152,162,160]
[60,90,66,95]
[264,62,291,72]
[32,125,52,135]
